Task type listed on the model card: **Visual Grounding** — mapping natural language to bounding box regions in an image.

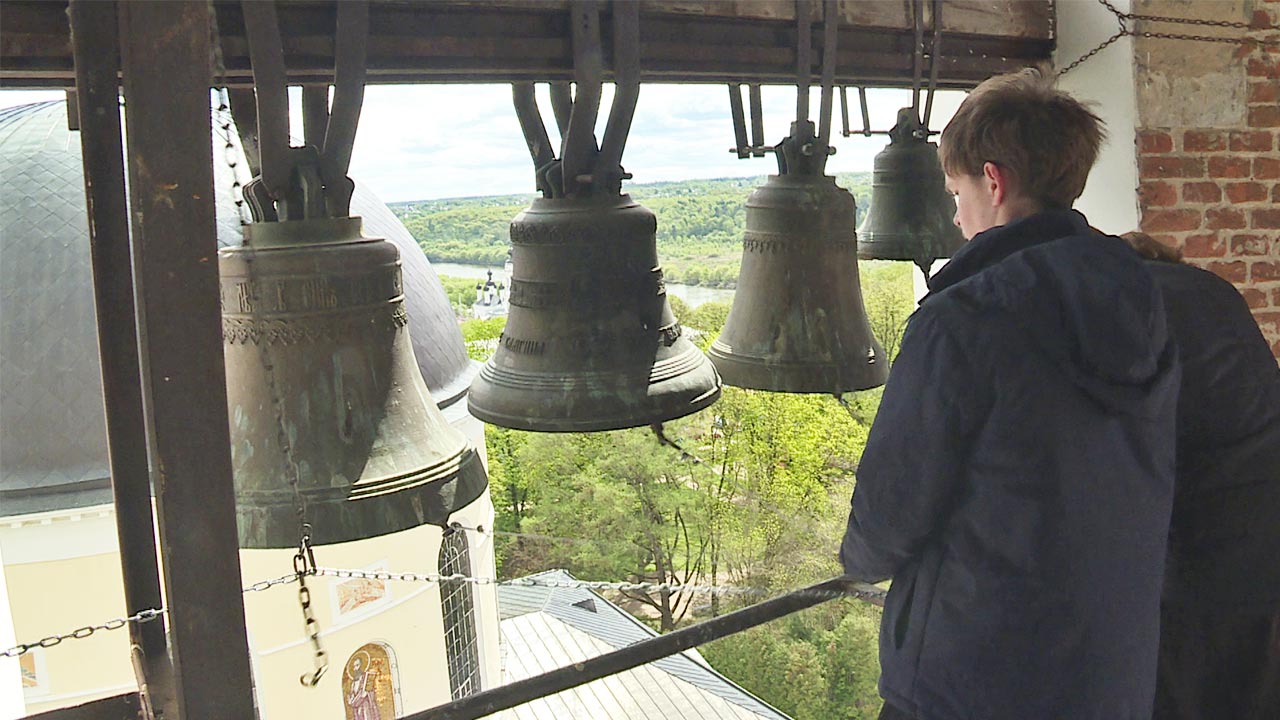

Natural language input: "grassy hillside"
[390,173,873,288]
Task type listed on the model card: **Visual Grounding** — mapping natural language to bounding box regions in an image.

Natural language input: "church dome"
[0,100,477,517]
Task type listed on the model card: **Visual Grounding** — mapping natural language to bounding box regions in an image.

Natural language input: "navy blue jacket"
[1146,261,1280,611]
[841,210,1180,720]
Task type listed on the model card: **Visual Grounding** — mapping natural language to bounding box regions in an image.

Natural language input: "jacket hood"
[925,210,1175,415]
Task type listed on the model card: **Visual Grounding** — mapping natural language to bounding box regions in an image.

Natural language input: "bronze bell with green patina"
[857,108,965,274]
[219,216,487,548]
[466,194,722,432]
[709,121,888,394]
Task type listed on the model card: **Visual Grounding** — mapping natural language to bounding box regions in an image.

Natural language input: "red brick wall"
[1135,1,1280,358]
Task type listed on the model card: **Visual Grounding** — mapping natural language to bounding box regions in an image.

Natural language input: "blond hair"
[939,68,1106,209]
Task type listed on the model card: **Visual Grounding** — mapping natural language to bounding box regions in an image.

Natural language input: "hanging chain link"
[1061,0,1279,76]
[3,609,166,659]
[208,2,249,225]
[295,530,329,686]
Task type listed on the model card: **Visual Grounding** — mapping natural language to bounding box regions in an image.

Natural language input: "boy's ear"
[983,161,1009,206]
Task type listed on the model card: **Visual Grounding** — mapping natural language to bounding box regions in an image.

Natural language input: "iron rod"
[322,0,368,183]
[910,0,924,114]
[69,1,174,716]
[301,85,330,150]
[408,577,880,720]
[816,0,838,150]
[859,86,872,136]
[923,0,943,130]
[840,85,851,137]
[549,81,573,140]
[794,0,812,125]
[729,84,749,158]
[118,2,255,716]
[596,0,639,188]
[561,0,603,196]
[241,0,290,199]
[749,83,764,156]
[512,82,555,184]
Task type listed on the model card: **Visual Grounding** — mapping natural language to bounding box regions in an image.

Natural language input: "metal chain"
[3,609,165,659]
[1102,0,1262,29]
[215,90,250,225]
[213,0,329,686]
[314,567,889,604]
[1061,0,1278,76]
[208,3,249,225]
[295,533,328,686]
[4,566,888,658]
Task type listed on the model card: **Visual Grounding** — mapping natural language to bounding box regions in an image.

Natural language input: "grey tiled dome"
[0,101,476,517]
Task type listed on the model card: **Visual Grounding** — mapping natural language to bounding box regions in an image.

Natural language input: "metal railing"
[408,576,886,720]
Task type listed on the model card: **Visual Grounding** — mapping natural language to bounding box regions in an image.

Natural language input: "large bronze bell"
[857,108,965,273]
[220,217,488,548]
[710,122,887,394]
[467,195,722,432]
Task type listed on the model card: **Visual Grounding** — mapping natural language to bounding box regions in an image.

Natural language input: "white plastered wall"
[0,539,24,720]
[1055,0,1142,234]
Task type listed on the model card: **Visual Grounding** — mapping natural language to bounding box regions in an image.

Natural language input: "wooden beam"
[2,0,1053,87]
[116,2,255,718]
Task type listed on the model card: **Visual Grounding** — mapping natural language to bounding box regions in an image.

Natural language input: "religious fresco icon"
[342,642,399,720]
[335,574,388,616]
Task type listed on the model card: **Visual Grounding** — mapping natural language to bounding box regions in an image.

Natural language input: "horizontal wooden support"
[1,0,1052,88]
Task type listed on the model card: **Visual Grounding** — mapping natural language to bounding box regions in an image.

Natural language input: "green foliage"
[459,316,506,361]
[702,601,883,720]
[390,173,874,289]
[437,275,481,317]
[857,261,917,367]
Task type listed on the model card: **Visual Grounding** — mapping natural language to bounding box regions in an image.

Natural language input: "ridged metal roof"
[496,570,791,719]
[0,100,476,517]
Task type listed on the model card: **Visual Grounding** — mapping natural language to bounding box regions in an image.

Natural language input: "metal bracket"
[512,0,639,199]
[727,83,769,158]
[241,0,368,222]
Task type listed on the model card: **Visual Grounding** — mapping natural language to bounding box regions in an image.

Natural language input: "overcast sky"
[0,84,964,203]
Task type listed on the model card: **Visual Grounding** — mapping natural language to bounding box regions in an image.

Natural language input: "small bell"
[710,122,888,394]
[857,108,965,274]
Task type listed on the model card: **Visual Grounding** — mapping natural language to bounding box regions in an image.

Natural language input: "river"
[431,262,736,307]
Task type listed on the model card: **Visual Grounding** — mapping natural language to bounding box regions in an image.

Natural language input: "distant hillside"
[390,173,873,288]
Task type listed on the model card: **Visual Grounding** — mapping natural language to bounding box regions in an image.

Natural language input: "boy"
[840,69,1180,720]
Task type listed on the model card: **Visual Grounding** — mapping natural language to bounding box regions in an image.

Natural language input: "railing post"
[117,2,255,717]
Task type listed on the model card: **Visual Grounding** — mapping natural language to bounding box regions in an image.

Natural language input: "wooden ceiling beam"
[1,0,1052,89]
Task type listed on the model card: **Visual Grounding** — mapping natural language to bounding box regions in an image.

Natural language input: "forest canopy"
[392,173,874,288]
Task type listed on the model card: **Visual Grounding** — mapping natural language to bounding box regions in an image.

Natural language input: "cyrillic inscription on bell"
[220,217,487,548]
[467,195,722,432]
[858,108,965,273]
[710,121,888,394]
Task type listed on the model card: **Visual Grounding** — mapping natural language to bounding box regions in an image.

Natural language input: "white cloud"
[1,84,967,202]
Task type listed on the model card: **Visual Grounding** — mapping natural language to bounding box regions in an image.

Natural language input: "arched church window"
[438,525,482,698]
[342,642,401,720]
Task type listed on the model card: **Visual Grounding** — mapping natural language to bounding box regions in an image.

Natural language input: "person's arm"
[840,306,988,582]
